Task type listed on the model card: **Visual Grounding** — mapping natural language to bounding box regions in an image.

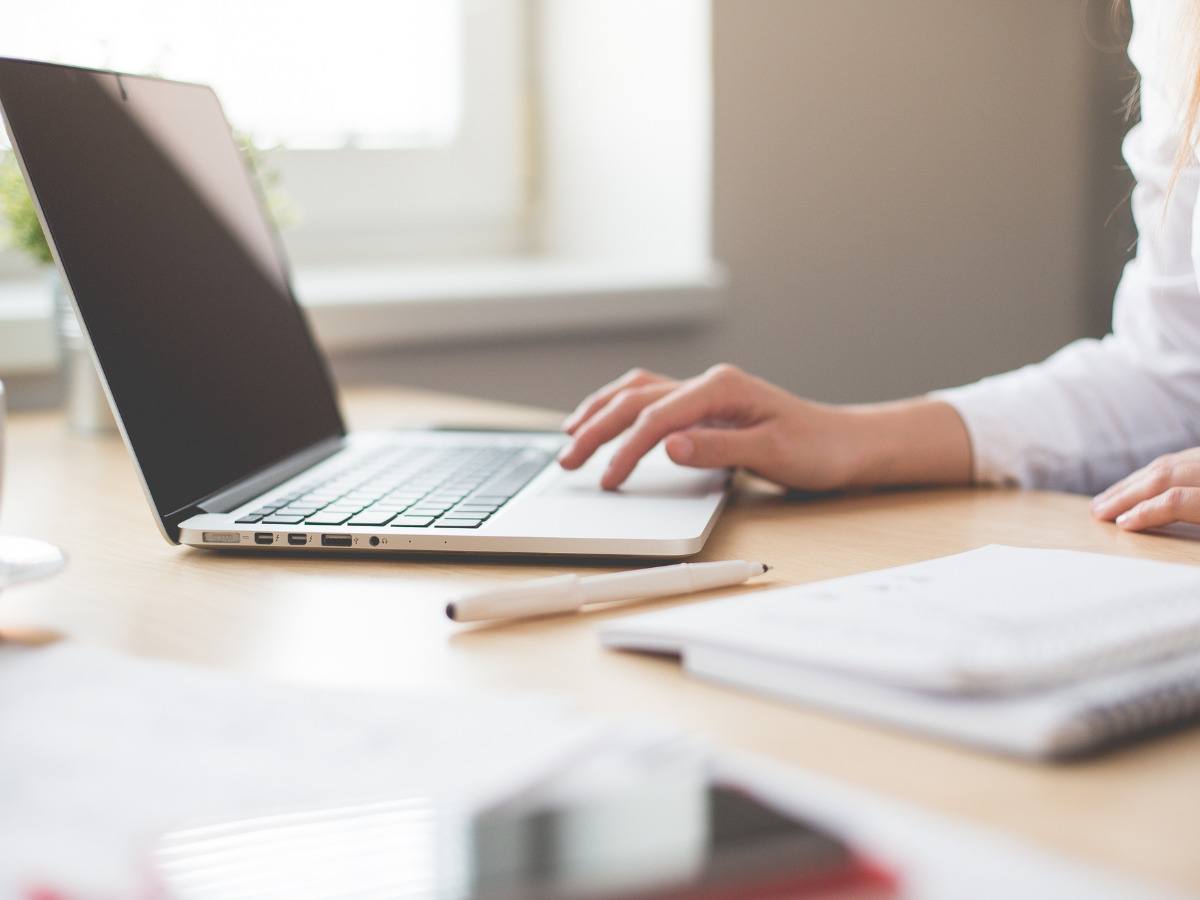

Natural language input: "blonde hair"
[1111,0,1198,191]
[1182,4,1200,174]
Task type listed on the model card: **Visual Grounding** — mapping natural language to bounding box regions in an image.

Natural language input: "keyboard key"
[249,506,280,516]
[435,518,485,528]
[348,511,398,526]
[359,504,405,516]
[280,506,320,516]
[453,503,499,512]
[235,514,264,524]
[391,515,435,528]
[262,514,305,524]
[304,512,352,525]
[450,507,493,518]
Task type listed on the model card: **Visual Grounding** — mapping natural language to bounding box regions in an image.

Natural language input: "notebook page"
[600,546,1200,694]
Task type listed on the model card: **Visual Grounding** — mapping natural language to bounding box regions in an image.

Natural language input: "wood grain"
[3,386,1199,892]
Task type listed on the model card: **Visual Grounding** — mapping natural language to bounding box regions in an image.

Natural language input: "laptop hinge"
[194,435,347,515]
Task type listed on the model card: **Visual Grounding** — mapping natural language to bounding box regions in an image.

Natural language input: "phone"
[147,778,898,899]
[467,782,897,900]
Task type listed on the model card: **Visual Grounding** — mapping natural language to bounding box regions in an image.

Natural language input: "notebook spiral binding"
[1075,661,1200,752]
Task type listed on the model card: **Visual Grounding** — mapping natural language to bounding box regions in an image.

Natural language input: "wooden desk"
[4,387,1199,894]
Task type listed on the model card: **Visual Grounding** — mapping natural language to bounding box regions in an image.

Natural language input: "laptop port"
[288,533,308,546]
[321,534,353,547]
[254,532,274,545]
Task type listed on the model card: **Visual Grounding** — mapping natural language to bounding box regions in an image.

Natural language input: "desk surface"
[4,387,1199,894]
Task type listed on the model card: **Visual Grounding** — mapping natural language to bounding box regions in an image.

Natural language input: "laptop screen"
[0,59,344,521]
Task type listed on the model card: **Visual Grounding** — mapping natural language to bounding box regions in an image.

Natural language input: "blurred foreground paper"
[0,642,626,897]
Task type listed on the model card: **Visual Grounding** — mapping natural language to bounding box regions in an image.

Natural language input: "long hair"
[1114,0,1200,183]
[1182,6,1200,170]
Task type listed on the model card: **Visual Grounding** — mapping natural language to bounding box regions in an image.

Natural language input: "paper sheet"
[0,643,611,897]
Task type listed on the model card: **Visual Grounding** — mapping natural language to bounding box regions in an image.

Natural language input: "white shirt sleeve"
[932,0,1200,495]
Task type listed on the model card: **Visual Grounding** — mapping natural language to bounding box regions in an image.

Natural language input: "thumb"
[665,427,766,469]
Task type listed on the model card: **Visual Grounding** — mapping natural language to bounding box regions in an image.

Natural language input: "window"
[1,0,462,148]
[0,0,527,272]
[0,1,720,377]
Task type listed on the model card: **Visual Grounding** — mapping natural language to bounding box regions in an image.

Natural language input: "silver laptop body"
[0,58,727,558]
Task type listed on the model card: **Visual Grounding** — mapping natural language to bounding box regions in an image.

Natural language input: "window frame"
[0,0,529,276]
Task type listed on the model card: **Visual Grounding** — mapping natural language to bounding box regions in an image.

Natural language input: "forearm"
[838,397,973,488]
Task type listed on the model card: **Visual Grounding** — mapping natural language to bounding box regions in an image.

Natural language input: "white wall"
[334,0,1135,412]
[535,0,711,267]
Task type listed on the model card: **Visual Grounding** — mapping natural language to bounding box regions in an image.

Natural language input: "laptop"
[0,58,728,557]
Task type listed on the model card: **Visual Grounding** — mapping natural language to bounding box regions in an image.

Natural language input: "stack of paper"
[600,545,1200,759]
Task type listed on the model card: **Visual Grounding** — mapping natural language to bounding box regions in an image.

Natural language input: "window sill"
[0,258,725,376]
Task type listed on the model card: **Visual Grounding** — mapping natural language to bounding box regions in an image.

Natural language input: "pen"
[446,559,770,622]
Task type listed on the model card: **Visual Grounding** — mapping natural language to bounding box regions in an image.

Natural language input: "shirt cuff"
[929,384,1026,488]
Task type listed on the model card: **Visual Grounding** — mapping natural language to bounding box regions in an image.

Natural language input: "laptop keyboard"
[233,444,554,530]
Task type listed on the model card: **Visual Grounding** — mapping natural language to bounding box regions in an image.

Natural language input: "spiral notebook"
[599,545,1200,759]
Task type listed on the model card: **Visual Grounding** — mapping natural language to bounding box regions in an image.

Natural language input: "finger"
[561,368,673,435]
[665,426,772,470]
[601,367,750,490]
[1091,470,1167,521]
[1091,465,1153,513]
[1092,459,1200,521]
[1092,452,1188,513]
[557,382,677,470]
[1115,486,1200,531]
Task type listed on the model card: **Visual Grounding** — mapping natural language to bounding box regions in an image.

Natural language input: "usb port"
[321,534,353,547]
[288,533,308,546]
[254,533,274,546]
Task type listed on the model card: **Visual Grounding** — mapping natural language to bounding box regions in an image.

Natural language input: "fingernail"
[669,434,694,462]
[601,463,619,490]
[1116,512,1130,527]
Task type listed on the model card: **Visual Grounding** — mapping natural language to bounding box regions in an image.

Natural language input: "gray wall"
[336,1,1136,412]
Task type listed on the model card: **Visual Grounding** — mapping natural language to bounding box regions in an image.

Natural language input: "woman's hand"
[557,364,973,491]
[1091,449,1200,531]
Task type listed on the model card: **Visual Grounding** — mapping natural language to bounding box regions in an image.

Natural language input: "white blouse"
[934,0,1200,495]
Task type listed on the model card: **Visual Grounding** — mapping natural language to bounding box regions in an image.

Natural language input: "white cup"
[0,379,66,590]
[0,378,6,519]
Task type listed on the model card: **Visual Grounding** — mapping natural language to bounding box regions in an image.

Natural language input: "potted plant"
[0,149,116,433]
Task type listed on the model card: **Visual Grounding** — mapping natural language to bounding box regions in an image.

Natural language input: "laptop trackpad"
[494,445,728,541]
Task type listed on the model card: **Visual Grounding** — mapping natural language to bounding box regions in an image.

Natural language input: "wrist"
[835,398,973,488]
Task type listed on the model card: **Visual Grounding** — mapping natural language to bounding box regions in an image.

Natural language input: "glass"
[0,0,461,148]
[0,380,65,596]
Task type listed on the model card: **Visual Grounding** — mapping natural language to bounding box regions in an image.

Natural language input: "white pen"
[446,559,770,623]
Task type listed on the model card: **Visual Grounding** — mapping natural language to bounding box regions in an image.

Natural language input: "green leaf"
[0,133,293,266]
[0,151,53,264]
